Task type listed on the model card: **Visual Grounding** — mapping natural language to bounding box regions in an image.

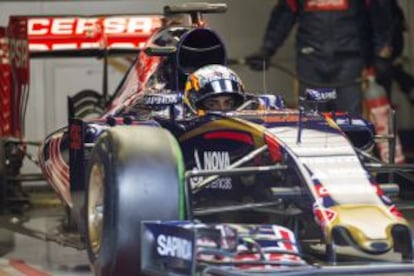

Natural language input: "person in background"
[245,0,395,116]
[377,0,414,105]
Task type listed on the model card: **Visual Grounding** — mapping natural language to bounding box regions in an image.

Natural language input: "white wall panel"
[45,58,123,133]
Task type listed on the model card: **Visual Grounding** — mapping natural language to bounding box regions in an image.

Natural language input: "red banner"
[0,27,12,136]
[7,16,30,138]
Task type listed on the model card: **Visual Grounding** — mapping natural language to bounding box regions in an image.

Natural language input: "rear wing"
[0,14,163,138]
[26,14,163,57]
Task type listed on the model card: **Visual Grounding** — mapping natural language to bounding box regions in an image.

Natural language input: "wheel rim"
[88,163,105,255]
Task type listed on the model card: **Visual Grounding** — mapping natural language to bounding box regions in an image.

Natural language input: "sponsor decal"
[156,234,192,261]
[305,0,349,11]
[143,93,180,105]
[191,149,232,190]
[204,151,230,170]
[26,16,162,51]
[28,16,156,36]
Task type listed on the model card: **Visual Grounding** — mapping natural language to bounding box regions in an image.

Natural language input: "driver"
[184,64,246,114]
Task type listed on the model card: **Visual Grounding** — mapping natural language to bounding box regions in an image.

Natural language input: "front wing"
[141,221,414,275]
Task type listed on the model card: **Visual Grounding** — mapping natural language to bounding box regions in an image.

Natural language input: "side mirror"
[305,88,337,102]
[257,94,286,110]
[301,88,337,113]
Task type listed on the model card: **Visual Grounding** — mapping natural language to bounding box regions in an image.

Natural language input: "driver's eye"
[224,99,235,108]
[204,99,220,110]
[203,96,235,111]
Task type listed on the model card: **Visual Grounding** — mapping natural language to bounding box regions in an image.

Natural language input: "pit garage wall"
[0,0,413,173]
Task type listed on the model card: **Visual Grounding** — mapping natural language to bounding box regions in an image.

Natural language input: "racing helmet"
[184,64,245,113]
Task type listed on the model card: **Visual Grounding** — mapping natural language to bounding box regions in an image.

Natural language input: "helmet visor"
[195,79,244,110]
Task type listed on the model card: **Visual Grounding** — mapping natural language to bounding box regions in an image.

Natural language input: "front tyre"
[85,126,185,276]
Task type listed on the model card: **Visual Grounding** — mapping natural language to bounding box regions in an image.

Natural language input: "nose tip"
[219,102,229,110]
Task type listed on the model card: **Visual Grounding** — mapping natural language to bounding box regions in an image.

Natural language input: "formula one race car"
[3,2,414,276]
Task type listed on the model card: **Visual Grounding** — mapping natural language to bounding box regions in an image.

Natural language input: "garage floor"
[0,186,93,276]
[0,186,413,275]
[0,227,91,276]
